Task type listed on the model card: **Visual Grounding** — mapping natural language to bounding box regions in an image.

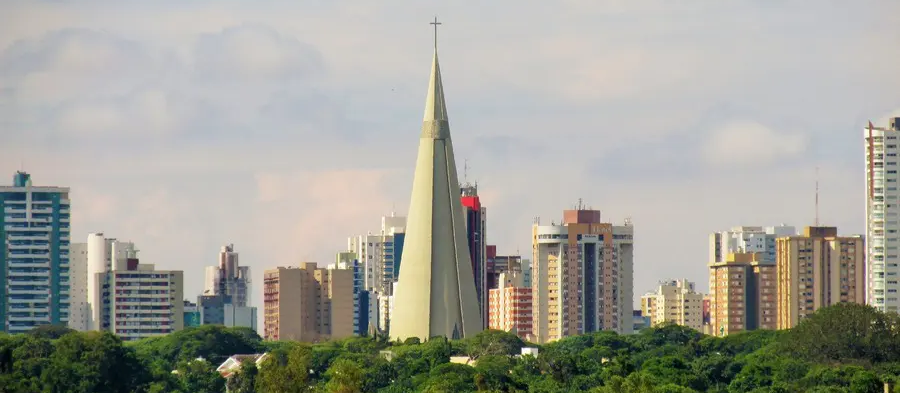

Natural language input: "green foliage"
[1,304,898,393]
[782,303,900,364]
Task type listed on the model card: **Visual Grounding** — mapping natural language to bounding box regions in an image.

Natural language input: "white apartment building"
[86,233,137,330]
[640,279,704,331]
[347,214,406,333]
[100,260,184,341]
[865,117,900,312]
[531,209,634,344]
[83,233,184,340]
[68,243,89,331]
[0,171,71,334]
[709,225,796,264]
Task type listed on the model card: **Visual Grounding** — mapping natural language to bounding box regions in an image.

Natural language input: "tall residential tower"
[865,117,900,312]
[531,207,634,343]
[0,172,71,333]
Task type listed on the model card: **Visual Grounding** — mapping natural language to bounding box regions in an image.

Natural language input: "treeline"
[1,303,899,392]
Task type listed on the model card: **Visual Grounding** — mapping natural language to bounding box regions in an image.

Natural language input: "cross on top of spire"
[430,17,442,50]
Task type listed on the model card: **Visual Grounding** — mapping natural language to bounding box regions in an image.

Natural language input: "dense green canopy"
[0,303,898,392]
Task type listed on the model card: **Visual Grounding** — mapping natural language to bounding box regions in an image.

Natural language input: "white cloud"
[703,121,807,165]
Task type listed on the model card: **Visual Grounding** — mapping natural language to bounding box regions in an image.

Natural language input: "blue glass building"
[0,172,71,333]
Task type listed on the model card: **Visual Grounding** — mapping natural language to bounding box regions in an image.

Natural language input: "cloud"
[252,169,398,264]
[703,121,807,165]
[1,0,899,318]
[192,24,324,84]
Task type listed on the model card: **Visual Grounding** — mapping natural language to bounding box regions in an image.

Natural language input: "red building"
[461,184,487,328]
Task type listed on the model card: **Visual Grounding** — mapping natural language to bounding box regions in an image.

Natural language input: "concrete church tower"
[391,20,483,341]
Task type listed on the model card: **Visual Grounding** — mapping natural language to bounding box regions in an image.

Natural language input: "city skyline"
[2,1,900,321]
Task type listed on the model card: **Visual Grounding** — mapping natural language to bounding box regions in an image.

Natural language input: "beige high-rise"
[708,253,777,336]
[532,208,634,343]
[776,226,865,329]
[263,263,354,342]
[640,279,704,331]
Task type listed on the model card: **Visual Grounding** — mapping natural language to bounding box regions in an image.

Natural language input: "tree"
[464,329,524,360]
[255,344,312,393]
[176,358,225,393]
[27,324,74,340]
[325,358,363,393]
[783,303,900,363]
[227,361,258,393]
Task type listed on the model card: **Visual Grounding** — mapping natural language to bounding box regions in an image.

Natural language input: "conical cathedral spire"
[390,18,483,341]
[423,51,448,123]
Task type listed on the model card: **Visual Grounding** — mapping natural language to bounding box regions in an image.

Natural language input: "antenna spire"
[430,17,442,51]
[464,159,469,184]
[815,166,820,226]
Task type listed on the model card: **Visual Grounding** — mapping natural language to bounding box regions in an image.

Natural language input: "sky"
[2,1,900,319]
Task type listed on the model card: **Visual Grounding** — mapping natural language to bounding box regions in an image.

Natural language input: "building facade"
[531,208,634,343]
[461,185,488,329]
[85,233,137,331]
[865,117,900,312]
[68,242,89,331]
[640,279,704,331]
[184,300,200,328]
[486,245,525,290]
[330,251,369,336]
[348,214,405,333]
[776,226,865,329]
[262,263,354,342]
[487,271,532,340]
[0,172,71,333]
[710,225,796,264]
[203,244,251,307]
[708,252,777,336]
[98,258,184,341]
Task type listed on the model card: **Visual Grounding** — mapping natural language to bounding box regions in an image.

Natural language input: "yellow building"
[263,263,354,342]
[708,253,777,336]
[640,279,704,331]
[776,226,865,329]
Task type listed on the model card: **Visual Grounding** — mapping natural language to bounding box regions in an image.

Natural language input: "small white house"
[216,353,269,378]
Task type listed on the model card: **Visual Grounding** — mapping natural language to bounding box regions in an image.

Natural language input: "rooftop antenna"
[815,166,819,227]
[464,158,469,185]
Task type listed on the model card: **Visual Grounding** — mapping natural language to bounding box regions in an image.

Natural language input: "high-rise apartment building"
[85,233,136,331]
[486,245,525,290]
[487,271,532,340]
[708,252,777,336]
[198,244,257,331]
[79,233,184,339]
[710,225,796,264]
[348,214,405,333]
[461,184,488,328]
[98,256,184,340]
[531,207,634,343]
[640,279,704,331]
[68,243,89,331]
[0,172,71,333]
[262,263,354,342]
[776,226,865,329]
[203,244,251,306]
[330,251,369,336]
[865,117,900,312]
